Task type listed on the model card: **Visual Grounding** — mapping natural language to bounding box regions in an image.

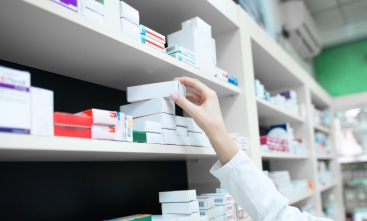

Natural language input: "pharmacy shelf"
[261,152,309,160]
[314,123,331,134]
[319,183,336,193]
[0,0,241,97]
[317,155,334,160]
[124,0,239,37]
[256,97,306,126]
[288,191,313,205]
[0,133,217,161]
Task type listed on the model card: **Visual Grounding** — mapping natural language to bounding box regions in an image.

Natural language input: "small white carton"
[76,109,119,126]
[197,196,214,210]
[199,208,215,219]
[176,136,190,146]
[162,201,199,214]
[85,8,104,24]
[159,190,197,203]
[200,194,232,206]
[166,44,195,60]
[91,115,125,141]
[146,132,163,144]
[30,87,54,136]
[216,68,228,82]
[170,53,197,67]
[181,17,212,38]
[125,115,133,142]
[189,132,206,147]
[103,0,120,32]
[187,118,203,133]
[200,216,208,221]
[176,126,188,136]
[86,0,104,15]
[127,80,186,103]
[134,121,162,133]
[121,18,140,41]
[141,35,165,52]
[133,113,175,130]
[120,1,139,25]
[175,116,188,127]
[214,204,233,216]
[0,66,31,134]
[140,25,165,45]
[120,98,175,118]
[163,213,200,221]
[163,129,177,145]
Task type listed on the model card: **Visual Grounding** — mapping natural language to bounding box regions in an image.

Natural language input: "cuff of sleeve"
[210,150,248,181]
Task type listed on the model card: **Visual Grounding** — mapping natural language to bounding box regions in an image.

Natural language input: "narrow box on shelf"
[127,81,186,103]
[176,136,190,146]
[133,121,162,133]
[163,129,177,145]
[120,98,175,118]
[121,18,140,41]
[30,87,54,136]
[159,190,197,203]
[197,196,214,210]
[176,126,188,136]
[85,0,104,15]
[216,68,228,82]
[120,1,139,25]
[133,113,175,130]
[215,214,233,221]
[162,201,199,214]
[170,53,197,67]
[215,204,233,216]
[0,66,31,134]
[166,44,195,60]
[75,109,120,126]
[125,115,133,142]
[103,0,120,32]
[106,214,152,221]
[141,35,165,53]
[54,126,91,138]
[140,25,165,45]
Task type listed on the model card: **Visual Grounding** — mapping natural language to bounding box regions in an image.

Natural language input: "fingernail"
[170,93,179,101]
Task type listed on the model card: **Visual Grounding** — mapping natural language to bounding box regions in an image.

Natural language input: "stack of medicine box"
[254,79,270,101]
[188,118,212,148]
[167,17,217,77]
[120,1,140,41]
[166,44,197,68]
[197,196,215,221]
[229,133,248,151]
[78,0,105,25]
[121,81,185,145]
[200,193,234,221]
[215,185,246,221]
[140,25,166,53]
[159,190,200,221]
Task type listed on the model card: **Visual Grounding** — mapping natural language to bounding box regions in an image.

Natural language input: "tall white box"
[30,87,54,136]
[197,196,214,210]
[120,1,139,25]
[133,113,175,130]
[163,129,177,145]
[127,81,186,103]
[159,190,197,203]
[104,0,120,32]
[0,66,31,134]
[120,98,175,118]
[162,201,199,214]
[120,18,140,41]
[200,216,208,221]
[125,115,133,142]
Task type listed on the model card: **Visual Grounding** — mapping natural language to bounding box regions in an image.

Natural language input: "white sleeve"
[210,150,333,221]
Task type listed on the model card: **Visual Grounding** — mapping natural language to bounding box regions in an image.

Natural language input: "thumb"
[170,92,197,116]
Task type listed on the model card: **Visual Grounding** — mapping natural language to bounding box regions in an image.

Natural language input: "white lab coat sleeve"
[210,150,333,221]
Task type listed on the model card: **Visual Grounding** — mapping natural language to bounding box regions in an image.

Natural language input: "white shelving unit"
[0,0,345,220]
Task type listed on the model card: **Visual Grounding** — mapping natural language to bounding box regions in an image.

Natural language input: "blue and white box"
[166,45,195,60]
[0,66,31,134]
[170,53,197,68]
[228,76,238,86]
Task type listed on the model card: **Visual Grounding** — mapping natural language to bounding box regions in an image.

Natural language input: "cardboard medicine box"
[127,81,186,103]
[159,190,197,203]
[187,118,203,133]
[133,113,175,130]
[125,115,133,142]
[31,87,54,136]
[162,129,177,145]
[176,126,188,136]
[162,201,199,214]
[175,116,188,127]
[76,109,120,126]
[120,98,175,118]
[141,35,165,53]
[133,121,162,134]
[140,25,165,45]
[200,194,232,206]
[52,0,78,12]
[91,124,125,141]
[170,53,197,67]
[166,44,195,60]
[133,131,162,144]
[121,18,140,41]
[199,208,215,219]
[85,8,104,24]
[120,1,139,25]
[197,196,214,210]
[176,136,190,146]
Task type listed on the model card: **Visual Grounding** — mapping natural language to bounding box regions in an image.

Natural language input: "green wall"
[315,39,367,97]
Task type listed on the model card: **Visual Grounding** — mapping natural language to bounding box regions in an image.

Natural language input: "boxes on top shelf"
[140,25,165,45]
[228,76,238,86]
[84,0,104,15]
[120,1,139,25]
[161,201,200,214]
[120,18,140,41]
[30,87,54,136]
[159,190,197,203]
[105,214,152,221]
[0,66,31,134]
[133,113,175,130]
[127,81,186,103]
[197,196,214,210]
[120,98,175,118]
[141,35,165,53]
[216,68,229,82]
[166,45,195,60]
[75,109,121,126]
[170,53,197,68]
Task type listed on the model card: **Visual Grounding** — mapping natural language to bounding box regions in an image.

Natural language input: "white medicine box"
[30,87,54,136]
[133,113,175,130]
[120,98,175,118]
[162,201,199,214]
[159,190,197,203]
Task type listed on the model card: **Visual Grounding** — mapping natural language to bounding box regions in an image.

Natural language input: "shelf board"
[314,123,331,134]
[288,191,313,205]
[256,97,306,126]
[0,0,241,97]
[123,0,239,37]
[319,183,336,193]
[317,155,334,160]
[261,152,309,160]
[0,133,217,161]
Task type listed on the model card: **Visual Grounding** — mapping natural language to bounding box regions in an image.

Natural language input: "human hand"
[170,77,227,138]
